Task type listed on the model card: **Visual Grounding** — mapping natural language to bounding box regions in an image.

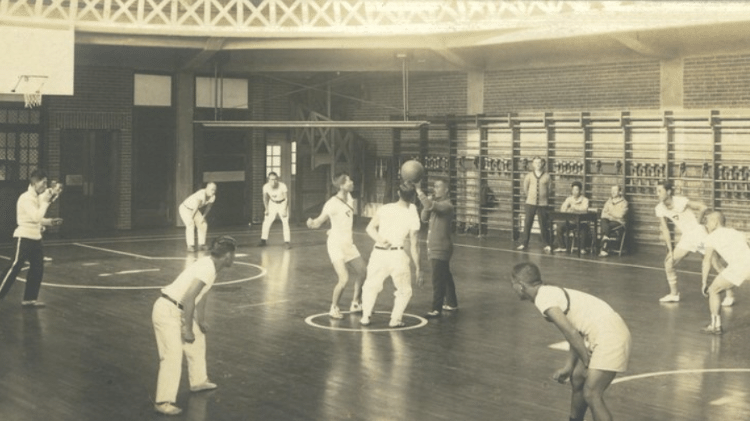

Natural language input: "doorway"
[59,130,118,235]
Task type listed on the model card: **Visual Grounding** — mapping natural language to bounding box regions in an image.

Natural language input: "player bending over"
[700,211,750,334]
[510,262,631,421]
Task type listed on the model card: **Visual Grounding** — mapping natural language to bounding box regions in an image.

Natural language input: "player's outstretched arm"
[307,205,330,229]
[687,200,708,223]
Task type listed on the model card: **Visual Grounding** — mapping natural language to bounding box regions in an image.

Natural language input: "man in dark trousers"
[517,156,552,252]
[0,169,63,307]
[417,177,458,317]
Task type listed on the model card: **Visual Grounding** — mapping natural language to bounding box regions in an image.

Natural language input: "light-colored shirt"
[263,182,288,203]
[374,202,421,248]
[560,195,589,213]
[322,193,355,242]
[705,227,750,267]
[162,256,217,305]
[601,197,628,224]
[655,196,698,233]
[181,189,215,211]
[534,286,629,349]
[14,185,53,240]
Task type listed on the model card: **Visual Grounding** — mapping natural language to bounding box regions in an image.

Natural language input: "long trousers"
[431,258,457,312]
[519,204,551,247]
[152,297,208,403]
[261,201,290,242]
[0,237,44,301]
[179,205,207,247]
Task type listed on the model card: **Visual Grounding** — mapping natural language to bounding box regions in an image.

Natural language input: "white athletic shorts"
[327,236,361,264]
[676,225,708,254]
[587,327,632,373]
[719,264,750,286]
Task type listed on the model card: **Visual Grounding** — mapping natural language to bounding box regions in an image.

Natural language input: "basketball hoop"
[11,75,47,109]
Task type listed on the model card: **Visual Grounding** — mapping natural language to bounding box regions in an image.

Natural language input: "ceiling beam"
[611,33,675,59]
[181,37,226,70]
[196,120,429,129]
[431,48,483,71]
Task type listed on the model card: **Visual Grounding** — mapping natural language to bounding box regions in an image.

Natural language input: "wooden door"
[60,130,117,235]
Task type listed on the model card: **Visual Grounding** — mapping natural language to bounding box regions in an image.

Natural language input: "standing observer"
[0,169,63,307]
[517,156,552,253]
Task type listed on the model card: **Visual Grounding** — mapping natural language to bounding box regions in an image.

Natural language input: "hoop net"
[13,75,46,109]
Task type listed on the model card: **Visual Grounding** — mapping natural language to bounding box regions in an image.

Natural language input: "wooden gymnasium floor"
[0,224,749,421]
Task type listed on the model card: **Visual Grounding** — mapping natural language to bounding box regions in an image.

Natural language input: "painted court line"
[234,299,290,309]
[99,268,161,277]
[453,242,702,275]
[613,368,750,385]
[74,242,152,260]
[548,341,570,351]
[2,243,269,290]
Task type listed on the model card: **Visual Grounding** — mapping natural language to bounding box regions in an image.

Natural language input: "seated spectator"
[599,185,629,257]
[554,181,590,254]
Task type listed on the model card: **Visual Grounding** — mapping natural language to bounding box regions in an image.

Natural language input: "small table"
[548,210,599,256]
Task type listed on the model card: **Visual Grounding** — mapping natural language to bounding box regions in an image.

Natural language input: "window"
[0,106,41,181]
[134,74,172,106]
[265,140,297,177]
[195,77,248,109]
[266,144,281,176]
[291,141,297,176]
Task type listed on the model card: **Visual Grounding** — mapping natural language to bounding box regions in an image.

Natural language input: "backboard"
[0,25,75,96]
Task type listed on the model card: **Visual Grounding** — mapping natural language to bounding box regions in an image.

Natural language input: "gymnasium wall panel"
[484,60,660,113]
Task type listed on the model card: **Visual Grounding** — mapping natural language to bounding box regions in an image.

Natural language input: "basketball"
[401,160,425,183]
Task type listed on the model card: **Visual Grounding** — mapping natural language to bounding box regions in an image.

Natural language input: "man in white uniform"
[0,169,63,307]
[511,262,631,421]
[152,236,236,416]
[307,172,366,319]
[654,180,735,305]
[179,183,216,251]
[360,183,421,328]
[700,211,750,334]
[258,172,291,249]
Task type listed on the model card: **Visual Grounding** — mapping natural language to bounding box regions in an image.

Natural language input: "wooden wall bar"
[413,110,750,247]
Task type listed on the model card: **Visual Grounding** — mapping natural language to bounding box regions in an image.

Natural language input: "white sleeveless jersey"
[323,193,355,241]
[655,196,698,233]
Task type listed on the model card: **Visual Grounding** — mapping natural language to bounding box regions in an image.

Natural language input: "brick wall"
[684,54,750,108]
[484,60,661,113]
[349,72,467,155]
[46,66,133,230]
[248,76,292,221]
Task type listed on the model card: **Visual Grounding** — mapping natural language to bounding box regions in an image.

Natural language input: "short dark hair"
[571,181,583,190]
[332,171,350,189]
[511,262,543,287]
[397,182,417,203]
[657,180,673,193]
[29,169,47,184]
[432,176,449,187]
[210,236,237,257]
[267,172,279,179]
